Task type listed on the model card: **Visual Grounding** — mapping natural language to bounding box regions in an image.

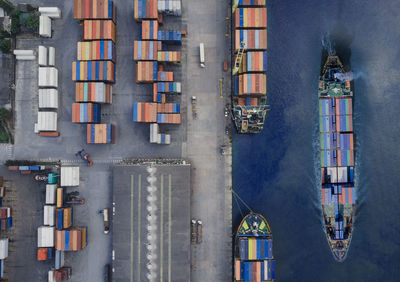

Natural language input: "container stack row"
[35,45,61,137]
[35,166,87,281]
[133,0,183,144]
[73,0,117,144]
[233,2,268,108]
[0,177,9,281]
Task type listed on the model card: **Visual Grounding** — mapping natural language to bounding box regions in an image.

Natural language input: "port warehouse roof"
[112,163,190,282]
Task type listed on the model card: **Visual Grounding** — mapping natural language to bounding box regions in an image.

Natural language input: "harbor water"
[233,1,400,281]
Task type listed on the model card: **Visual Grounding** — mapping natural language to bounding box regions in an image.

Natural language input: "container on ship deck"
[235,29,267,51]
[235,8,267,29]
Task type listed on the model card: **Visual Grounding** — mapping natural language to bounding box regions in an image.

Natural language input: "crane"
[232,42,246,76]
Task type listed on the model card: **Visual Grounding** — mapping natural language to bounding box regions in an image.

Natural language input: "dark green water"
[233,1,400,281]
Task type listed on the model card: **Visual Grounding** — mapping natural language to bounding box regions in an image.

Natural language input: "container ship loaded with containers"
[232,0,269,133]
[234,212,275,281]
[318,55,356,262]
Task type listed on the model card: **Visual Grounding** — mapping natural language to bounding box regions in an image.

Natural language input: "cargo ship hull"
[234,212,275,281]
[232,1,269,134]
[318,55,356,262]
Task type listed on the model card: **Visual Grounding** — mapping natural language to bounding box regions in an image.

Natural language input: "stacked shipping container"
[235,8,267,28]
[234,74,267,95]
[0,208,11,231]
[133,40,161,60]
[133,0,183,144]
[233,1,268,119]
[55,227,88,251]
[72,61,115,83]
[83,20,116,42]
[75,82,112,103]
[73,0,116,22]
[134,0,158,20]
[141,20,158,40]
[73,0,117,144]
[71,103,101,123]
[86,124,115,144]
[77,41,115,61]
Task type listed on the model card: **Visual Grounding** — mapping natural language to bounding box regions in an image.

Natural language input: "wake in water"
[321,33,336,55]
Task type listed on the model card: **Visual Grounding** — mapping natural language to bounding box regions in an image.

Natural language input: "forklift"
[75,149,93,167]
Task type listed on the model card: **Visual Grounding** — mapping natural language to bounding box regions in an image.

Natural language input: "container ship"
[318,55,356,262]
[232,0,269,133]
[234,212,275,281]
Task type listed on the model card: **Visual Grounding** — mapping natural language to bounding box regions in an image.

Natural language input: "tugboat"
[234,213,275,281]
[318,55,356,262]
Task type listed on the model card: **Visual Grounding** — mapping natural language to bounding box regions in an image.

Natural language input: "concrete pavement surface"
[0,0,233,281]
[183,0,233,281]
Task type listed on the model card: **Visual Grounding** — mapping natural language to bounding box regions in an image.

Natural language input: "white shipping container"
[60,167,80,187]
[39,89,58,109]
[176,82,182,93]
[158,0,182,16]
[0,239,8,260]
[13,49,35,56]
[164,134,171,144]
[39,7,62,19]
[38,46,47,66]
[46,184,57,204]
[38,226,55,247]
[37,112,58,132]
[38,67,58,87]
[48,47,55,66]
[39,15,52,38]
[44,205,55,226]
[6,207,10,218]
[15,55,36,60]
[150,123,158,143]
[48,270,55,282]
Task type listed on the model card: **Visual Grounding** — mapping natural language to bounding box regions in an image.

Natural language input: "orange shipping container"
[235,29,267,51]
[136,61,157,83]
[83,20,116,42]
[56,188,63,208]
[37,248,48,261]
[134,0,158,21]
[235,8,267,28]
[74,0,116,22]
[133,41,161,61]
[141,20,158,40]
[237,73,267,95]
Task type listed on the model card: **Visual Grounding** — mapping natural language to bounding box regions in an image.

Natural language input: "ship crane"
[232,42,246,76]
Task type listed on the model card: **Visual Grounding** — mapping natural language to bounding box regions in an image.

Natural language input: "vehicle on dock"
[199,43,205,67]
[35,173,58,184]
[318,55,356,262]
[234,212,275,281]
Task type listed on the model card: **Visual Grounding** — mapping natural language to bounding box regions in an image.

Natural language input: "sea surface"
[232,1,400,281]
